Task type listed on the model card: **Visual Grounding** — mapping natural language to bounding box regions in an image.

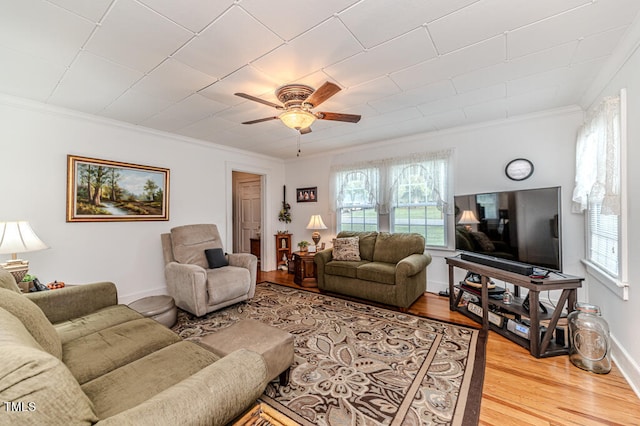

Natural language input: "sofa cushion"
[82,341,219,419]
[372,232,425,264]
[63,318,181,384]
[0,308,98,425]
[171,224,224,269]
[0,268,22,293]
[325,260,370,278]
[206,266,250,305]
[0,288,62,360]
[336,231,378,261]
[357,262,397,285]
[333,237,361,261]
[54,305,144,344]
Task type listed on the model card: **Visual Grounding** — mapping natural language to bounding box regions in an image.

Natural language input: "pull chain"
[296,133,301,157]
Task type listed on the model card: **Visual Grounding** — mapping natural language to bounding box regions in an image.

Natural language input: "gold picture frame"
[67,155,170,222]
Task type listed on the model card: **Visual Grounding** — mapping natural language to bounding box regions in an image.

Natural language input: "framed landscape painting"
[67,155,170,222]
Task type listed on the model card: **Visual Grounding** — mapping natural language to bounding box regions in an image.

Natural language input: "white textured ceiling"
[2,0,639,159]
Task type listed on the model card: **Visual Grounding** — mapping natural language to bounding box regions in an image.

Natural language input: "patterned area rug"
[172,283,486,426]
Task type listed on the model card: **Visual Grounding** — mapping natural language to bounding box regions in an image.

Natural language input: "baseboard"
[611,334,640,398]
[118,286,168,305]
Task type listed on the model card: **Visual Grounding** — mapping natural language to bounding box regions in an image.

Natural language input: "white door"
[237,179,261,254]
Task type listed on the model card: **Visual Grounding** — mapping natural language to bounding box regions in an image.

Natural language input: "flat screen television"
[454,187,562,272]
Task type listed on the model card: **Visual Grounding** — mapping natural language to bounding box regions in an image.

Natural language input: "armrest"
[227,253,258,298]
[396,253,432,279]
[25,282,118,324]
[96,349,269,426]
[314,249,333,288]
[165,262,208,317]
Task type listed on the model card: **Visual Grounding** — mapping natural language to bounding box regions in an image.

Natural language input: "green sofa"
[315,231,432,310]
[0,269,268,426]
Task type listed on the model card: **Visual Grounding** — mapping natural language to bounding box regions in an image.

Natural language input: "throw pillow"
[332,237,361,261]
[205,248,229,269]
[470,231,495,252]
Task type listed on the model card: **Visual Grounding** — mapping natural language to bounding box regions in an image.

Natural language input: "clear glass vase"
[568,302,611,374]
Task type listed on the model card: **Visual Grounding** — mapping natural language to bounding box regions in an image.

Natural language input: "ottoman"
[128,295,177,328]
[201,319,294,386]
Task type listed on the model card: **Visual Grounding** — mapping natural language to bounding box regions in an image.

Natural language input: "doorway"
[232,171,263,265]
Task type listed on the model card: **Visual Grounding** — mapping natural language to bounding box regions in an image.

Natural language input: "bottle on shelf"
[502,288,513,305]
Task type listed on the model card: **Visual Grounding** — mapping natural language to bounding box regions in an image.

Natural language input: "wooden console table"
[446,256,583,358]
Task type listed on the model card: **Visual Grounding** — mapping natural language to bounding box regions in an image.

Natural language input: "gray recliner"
[161,224,257,317]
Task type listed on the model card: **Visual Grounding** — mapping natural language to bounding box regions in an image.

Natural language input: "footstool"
[200,319,294,386]
[128,295,177,328]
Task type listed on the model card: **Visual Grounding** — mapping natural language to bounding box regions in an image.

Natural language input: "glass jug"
[568,302,611,374]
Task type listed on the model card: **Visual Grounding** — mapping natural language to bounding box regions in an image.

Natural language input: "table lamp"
[306,214,327,246]
[0,221,48,282]
[458,210,480,231]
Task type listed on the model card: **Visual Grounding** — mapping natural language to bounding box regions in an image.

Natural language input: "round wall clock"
[505,158,534,181]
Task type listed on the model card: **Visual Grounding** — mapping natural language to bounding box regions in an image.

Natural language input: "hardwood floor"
[258,270,640,426]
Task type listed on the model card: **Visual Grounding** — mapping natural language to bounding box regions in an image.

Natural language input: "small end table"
[292,251,317,288]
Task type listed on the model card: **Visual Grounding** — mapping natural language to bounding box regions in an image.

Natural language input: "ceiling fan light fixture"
[279,109,316,130]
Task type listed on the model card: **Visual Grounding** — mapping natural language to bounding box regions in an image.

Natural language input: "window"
[331,150,452,247]
[338,171,378,232]
[572,91,625,279]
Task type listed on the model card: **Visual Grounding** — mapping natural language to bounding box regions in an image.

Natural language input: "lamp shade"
[279,109,316,130]
[0,221,48,257]
[458,210,480,225]
[306,215,328,230]
[306,215,327,246]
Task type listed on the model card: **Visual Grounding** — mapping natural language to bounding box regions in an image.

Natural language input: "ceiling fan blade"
[299,127,312,134]
[234,93,284,110]
[241,116,279,125]
[316,112,361,123]
[304,82,341,107]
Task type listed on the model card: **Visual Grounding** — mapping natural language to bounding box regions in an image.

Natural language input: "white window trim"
[582,88,629,301]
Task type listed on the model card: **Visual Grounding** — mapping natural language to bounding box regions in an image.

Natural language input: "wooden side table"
[292,251,317,288]
[249,238,260,262]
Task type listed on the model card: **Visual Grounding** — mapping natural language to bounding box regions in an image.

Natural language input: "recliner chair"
[161,224,257,317]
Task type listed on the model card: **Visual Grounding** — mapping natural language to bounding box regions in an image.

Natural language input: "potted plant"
[297,240,310,252]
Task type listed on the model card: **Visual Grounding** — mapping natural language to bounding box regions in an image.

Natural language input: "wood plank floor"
[258,270,640,426]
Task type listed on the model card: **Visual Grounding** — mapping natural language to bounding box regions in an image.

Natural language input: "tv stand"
[446,255,583,358]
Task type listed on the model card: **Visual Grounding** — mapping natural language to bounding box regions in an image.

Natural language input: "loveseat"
[0,269,268,426]
[315,231,431,310]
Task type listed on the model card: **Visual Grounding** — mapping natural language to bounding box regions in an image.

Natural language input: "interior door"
[237,179,261,254]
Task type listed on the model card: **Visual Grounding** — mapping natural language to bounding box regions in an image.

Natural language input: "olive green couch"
[315,231,432,310]
[0,269,268,426]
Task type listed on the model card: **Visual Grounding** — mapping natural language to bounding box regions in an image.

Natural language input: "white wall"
[284,108,586,293]
[0,96,285,303]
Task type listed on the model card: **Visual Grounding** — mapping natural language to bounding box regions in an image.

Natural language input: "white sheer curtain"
[384,150,452,214]
[572,96,621,214]
[330,162,381,212]
[329,149,453,214]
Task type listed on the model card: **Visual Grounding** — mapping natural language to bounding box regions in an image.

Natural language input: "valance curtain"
[385,150,451,214]
[572,96,621,214]
[330,149,453,214]
[330,162,381,212]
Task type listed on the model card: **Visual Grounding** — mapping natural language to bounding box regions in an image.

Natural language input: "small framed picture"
[308,245,317,253]
[296,187,317,203]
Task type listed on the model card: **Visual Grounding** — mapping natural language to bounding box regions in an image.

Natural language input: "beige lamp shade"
[0,221,48,282]
[279,109,316,130]
[306,215,328,245]
[458,210,480,230]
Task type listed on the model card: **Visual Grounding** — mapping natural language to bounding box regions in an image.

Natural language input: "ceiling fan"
[234,81,361,134]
